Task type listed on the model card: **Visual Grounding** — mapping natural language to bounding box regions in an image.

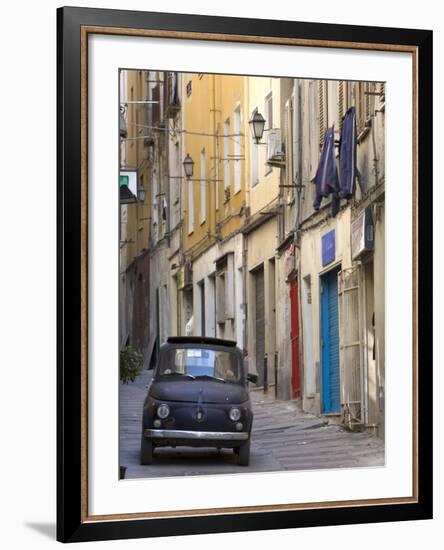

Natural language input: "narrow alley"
[120,369,384,479]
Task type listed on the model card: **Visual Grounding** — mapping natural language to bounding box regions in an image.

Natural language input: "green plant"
[120,346,144,384]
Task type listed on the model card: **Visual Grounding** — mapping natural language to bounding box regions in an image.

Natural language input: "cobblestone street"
[120,369,385,479]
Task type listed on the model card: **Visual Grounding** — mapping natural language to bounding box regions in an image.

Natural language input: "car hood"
[149,379,249,404]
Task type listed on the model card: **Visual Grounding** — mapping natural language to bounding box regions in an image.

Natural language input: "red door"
[290,278,301,399]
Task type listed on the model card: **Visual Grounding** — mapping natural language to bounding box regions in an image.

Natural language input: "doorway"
[254,265,265,386]
[290,278,301,399]
[320,266,341,414]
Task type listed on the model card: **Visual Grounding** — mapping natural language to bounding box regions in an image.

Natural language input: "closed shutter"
[216,272,226,324]
[338,267,364,426]
[354,82,365,134]
[285,99,294,204]
[365,82,371,121]
[255,267,265,386]
[379,82,385,102]
[338,81,345,131]
[318,80,328,147]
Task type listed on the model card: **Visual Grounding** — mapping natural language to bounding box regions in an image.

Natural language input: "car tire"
[238,440,250,466]
[140,436,153,465]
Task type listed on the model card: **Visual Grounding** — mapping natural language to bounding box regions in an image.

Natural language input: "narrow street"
[120,369,384,479]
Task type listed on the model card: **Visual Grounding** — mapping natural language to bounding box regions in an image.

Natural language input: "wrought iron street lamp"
[137,185,146,202]
[249,110,266,144]
[183,154,194,179]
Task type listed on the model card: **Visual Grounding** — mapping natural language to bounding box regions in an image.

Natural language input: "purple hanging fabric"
[339,107,357,198]
[313,126,339,211]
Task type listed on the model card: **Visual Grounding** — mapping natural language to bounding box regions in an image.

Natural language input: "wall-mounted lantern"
[249,110,266,144]
[137,185,146,202]
[183,154,194,179]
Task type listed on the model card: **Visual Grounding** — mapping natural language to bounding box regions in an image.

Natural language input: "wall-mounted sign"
[120,170,138,204]
[321,229,335,266]
[351,206,374,260]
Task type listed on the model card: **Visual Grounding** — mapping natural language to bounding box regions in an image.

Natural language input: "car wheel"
[140,436,153,465]
[238,440,250,466]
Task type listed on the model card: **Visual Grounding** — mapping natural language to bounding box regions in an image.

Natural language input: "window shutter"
[379,82,385,102]
[216,273,226,324]
[365,82,371,121]
[318,80,328,147]
[354,82,365,134]
[285,99,293,189]
[338,267,365,426]
[338,81,345,131]
[225,254,235,320]
[309,81,319,179]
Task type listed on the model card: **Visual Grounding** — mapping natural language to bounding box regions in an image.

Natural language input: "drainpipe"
[293,79,304,404]
[211,74,217,242]
[242,76,249,368]
[242,232,248,360]
[293,79,303,246]
[371,111,380,187]
[164,74,171,247]
[178,73,184,266]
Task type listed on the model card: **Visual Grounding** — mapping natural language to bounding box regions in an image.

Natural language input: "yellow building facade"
[182,73,246,258]
[120,69,151,271]
[181,73,247,343]
[119,69,152,354]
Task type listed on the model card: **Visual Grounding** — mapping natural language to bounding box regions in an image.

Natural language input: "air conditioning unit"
[266,128,285,166]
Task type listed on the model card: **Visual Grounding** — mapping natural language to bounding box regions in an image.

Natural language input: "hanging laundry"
[331,192,340,217]
[338,107,357,199]
[313,126,339,211]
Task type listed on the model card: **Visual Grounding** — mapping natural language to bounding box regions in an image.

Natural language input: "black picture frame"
[57,6,433,543]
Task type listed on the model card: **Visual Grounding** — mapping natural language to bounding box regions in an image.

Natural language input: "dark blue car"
[141,336,257,466]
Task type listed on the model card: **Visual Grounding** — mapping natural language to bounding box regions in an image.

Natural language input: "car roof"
[165,336,237,348]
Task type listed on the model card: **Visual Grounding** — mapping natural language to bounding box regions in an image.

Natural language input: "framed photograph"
[57,6,433,543]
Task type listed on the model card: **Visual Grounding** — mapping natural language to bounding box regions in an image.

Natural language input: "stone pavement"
[119,368,384,479]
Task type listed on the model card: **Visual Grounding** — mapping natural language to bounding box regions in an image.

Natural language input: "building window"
[188,175,194,234]
[200,149,206,224]
[215,132,220,210]
[215,253,234,323]
[251,114,259,188]
[285,98,294,201]
[355,81,375,135]
[224,118,231,196]
[264,92,273,175]
[233,106,241,193]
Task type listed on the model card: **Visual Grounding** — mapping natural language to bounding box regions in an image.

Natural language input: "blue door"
[321,268,340,414]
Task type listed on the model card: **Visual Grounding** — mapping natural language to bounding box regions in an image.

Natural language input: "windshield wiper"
[161,371,195,380]
[195,374,226,383]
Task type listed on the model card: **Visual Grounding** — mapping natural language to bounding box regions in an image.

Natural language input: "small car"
[141,336,257,466]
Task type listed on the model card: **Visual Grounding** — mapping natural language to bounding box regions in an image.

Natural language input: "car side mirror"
[247,373,258,384]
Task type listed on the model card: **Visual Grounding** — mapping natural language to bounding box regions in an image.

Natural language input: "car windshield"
[157,347,241,382]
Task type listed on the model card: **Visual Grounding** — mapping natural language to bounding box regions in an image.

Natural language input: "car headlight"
[157,403,170,419]
[229,407,241,422]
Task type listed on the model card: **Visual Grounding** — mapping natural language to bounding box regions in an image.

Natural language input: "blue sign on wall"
[321,229,335,266]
